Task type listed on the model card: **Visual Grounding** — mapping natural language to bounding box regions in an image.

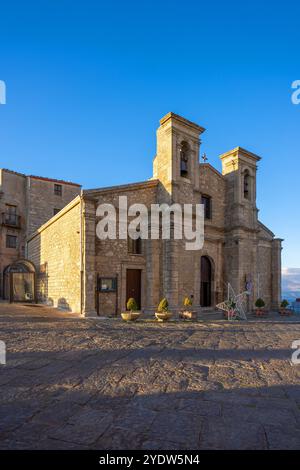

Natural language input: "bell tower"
[220,146,260,230]
[153,112,205,202]
[220,147,261,297]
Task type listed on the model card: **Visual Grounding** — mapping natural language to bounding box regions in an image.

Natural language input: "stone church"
[23,112,281,316]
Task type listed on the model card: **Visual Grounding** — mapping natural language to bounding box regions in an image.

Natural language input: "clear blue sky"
[0,1,299,267]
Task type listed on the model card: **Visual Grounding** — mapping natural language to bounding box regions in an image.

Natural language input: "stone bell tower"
[220,146,260,230]
[220,147,261,298]
[151,112,205,310]
[153,112,205,203]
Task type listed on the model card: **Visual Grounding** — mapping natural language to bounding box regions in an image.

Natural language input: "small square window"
[54,184,62,196]
[6,235,17,249]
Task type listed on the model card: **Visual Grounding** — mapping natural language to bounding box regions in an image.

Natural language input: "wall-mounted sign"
[98,277,117,292]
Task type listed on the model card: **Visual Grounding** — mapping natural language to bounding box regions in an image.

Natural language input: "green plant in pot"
[121,297,141,321]
[255,298,265,316]
[180,296,197,320]
[155,298,172,322]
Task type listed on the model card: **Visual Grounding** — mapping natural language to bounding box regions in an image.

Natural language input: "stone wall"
[0,170,27,261]
[0,170,27,296]
[27,198,82,313]
[271,238,282,309]
[26,176,81,236]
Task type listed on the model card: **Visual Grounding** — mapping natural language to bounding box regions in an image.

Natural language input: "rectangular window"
[4,205,18,226]
[6,235,17,249]
[202,195,212,220]
[128,236,142,255]
[54,184,62,196]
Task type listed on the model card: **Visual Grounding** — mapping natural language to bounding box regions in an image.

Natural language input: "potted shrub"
[121,298,141,321]
[180,296,197,320]
[279,299,290,316]
[255,298,265,316]
[155,298,172,322]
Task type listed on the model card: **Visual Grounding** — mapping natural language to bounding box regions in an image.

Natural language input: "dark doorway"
[126,269,141,310]
[3,260,36,303]
[200,256,212,307]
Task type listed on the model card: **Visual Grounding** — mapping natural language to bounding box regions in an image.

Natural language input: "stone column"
[145,237,161,314]
[162,237,179,311]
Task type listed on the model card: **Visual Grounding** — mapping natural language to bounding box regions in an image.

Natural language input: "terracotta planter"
[255,308,265,317]
[180,310,197,320]
[121,312,141,322]
[279,308,291,316]
[155,312,172,322]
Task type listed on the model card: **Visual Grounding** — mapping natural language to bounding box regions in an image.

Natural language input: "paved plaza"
[0,303,300,450]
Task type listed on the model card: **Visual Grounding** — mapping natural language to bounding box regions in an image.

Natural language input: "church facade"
[27,112,282,316]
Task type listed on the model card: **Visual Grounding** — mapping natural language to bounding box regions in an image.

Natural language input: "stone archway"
[3,260,36,303]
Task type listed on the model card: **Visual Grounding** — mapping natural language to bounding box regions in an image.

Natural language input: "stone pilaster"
[271,238,283,309]
[162,238,179,310]
[145,237,161,313]
[82,197,97,317]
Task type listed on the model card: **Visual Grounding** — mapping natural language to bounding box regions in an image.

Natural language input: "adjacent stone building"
[26,112,282,316]
[0,168,81,299]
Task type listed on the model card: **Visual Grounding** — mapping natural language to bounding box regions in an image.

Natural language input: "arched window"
[243,170,251,200]
[180,141,189,178]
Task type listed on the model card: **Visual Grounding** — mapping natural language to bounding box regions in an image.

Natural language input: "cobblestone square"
[1,303,300,450]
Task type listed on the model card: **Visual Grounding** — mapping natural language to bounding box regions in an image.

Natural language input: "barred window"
[201,195,212,220]
[54,184,62,196]
[128,236,142,255]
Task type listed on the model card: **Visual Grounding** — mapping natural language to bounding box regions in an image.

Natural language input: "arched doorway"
[200,256,212,307]
[3,260,36,303]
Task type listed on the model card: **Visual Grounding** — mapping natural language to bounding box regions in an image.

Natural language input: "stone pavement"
[0,303,300,450]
